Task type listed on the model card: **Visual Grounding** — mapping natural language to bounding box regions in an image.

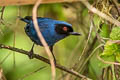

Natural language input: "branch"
[0,44,91,80]
[97,53,120,66]
[0,6,5,20]
[80,0,120,26]
[32,0,55,80]
[112,0,120,16]
[0,67,6,80]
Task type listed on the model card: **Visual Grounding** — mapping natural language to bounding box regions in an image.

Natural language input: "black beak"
[69,32,81,36]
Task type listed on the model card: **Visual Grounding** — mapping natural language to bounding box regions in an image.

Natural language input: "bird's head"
[55,23,81,36]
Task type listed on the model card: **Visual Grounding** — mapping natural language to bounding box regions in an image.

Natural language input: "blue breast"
[25,18,71,46]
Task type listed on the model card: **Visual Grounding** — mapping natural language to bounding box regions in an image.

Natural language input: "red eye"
[63,27,68,31]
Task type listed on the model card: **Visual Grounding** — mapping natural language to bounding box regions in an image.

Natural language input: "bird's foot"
[28,50,34,59]
[49,46,57,66]
[28,43,35,59]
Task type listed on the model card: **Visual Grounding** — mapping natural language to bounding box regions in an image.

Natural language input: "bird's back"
[22,16,67,46]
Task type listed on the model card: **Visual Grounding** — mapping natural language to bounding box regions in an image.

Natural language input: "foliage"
[101,27,120,63]
[110,27,120,40]
[0,0,120,80]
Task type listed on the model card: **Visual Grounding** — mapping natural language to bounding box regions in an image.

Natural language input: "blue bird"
[19,16,81,63]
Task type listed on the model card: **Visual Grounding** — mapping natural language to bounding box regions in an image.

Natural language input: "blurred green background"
[0,3,87,80]
[0,0,120,80]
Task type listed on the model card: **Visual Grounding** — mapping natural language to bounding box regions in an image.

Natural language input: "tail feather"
[18,16,32,23]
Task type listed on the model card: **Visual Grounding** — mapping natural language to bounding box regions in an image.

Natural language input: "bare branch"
[32,0,56,80]
[0,68,6,80]
[112,0,120,16]
[0,44,91,80]
[18,66,46,80]
[0,6,5,20]
[80,0,120,26]
[97,53,120,66]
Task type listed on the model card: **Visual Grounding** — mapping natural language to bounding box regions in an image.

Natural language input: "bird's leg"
[28,43,35,59]
[49,46,56,65]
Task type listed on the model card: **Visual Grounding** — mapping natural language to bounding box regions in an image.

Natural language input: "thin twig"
[0,68,6,80]
[32,0,56,80]
[112,0,120,16]
[86,36,97,54]
[97,53,120,66]
[0,52,11,64]
[18,66,46,80]
[0,6,5,20]
[0,44,91,80]
[69,17,95,76]
[111,65,116,80]
[79,17,94,61]
[92,18,105,50]
[79,44,104,72]
[80,0,120,26]
[13,32,16,68]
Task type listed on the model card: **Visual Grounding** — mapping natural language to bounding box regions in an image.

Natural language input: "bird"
[19,16,81,64]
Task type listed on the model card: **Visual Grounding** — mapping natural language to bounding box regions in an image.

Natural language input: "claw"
[49,46,56,66]
[28,43,35,59]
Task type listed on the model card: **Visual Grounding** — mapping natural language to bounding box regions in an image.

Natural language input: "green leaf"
[100,40,120,63]
[93,15,101,28]
[101,41,119,56]
[100,23,110,38]
[99,55,115,68]
[110,27,120,40]
[115,52,120,62]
